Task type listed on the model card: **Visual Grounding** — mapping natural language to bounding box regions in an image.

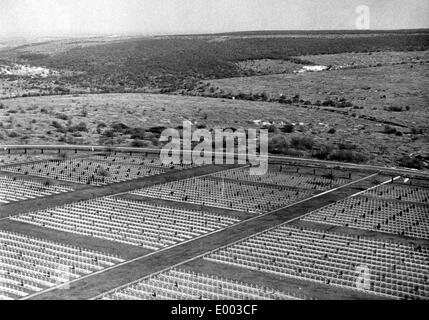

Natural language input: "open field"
[0,92,427,168]
[202,59,429,128]
[0,30,428,93]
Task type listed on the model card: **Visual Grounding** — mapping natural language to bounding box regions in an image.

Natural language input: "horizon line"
[1,27,428,41]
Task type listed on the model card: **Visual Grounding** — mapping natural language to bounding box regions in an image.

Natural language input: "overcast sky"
[0,0,428,38]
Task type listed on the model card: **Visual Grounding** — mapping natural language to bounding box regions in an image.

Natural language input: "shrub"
[128,127,146,140]
[280,123,294,133]
[328,128,336,134]
[338,142,357,150]
[97,122,107,129]
[284,149,304,157]
[262,124,277,133]
[335,101,353,108]
[68,122,88,133]
[386,106,403,112]
[398,156,424,169]
[111,122,130,133]
[52,121,65,132]
[290,136,314,150]
[55,113,69,121]
[102,130,115,138]
[329,150,367,163]
[410,127,423,135]
[383,125,397,135]
[268,135,289,154]
[313,144,335,160]
[322,99,336,107]
[131,139,149,148]
[151,137,160,146]
[278,96,293,104]
[148,126,167,136]
[8,131,20,138]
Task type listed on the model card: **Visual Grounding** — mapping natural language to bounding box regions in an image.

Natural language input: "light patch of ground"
[0,64,59,78]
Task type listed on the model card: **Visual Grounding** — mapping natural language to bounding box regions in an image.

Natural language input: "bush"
[328,128,336,134]
[148,126,167,136]
[383,125,397,135]
[398,156,424,169]
[338,142,357,150]
[322,99,336,107]
[410,127,423,135]
[52,121,65,132]
[55,113,69,121]
[8,131,20,138]
[68,122,88,133]
[284,149,304,157]
[268,135,289,154]
[329,150,367,163]
[111,122,130,133]
[128,127,146,140]
[386,106,403,112]
[278,96,293,104]
[313,144,335,160]
[262,124,277,133]
[151,137,160,146]
[280,123,294,133]
[131,139,149,148]
[290,136,314,150]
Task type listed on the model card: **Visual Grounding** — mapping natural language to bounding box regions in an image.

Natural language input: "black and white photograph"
[0,0,428,309]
